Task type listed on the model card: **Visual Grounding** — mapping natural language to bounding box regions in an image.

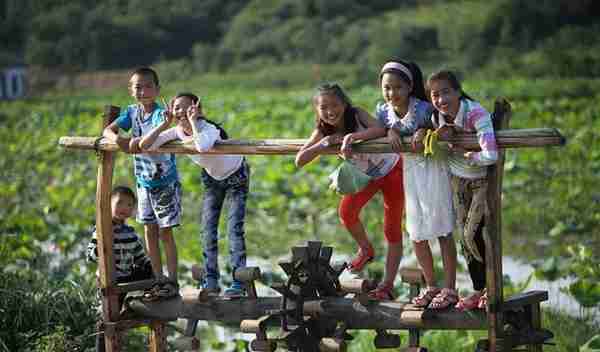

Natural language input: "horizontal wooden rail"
[58,128,565,155]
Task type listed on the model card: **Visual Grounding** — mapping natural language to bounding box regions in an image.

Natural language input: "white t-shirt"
[149,119,243,180]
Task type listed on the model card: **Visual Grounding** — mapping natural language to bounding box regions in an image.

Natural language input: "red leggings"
[338,159,404,243]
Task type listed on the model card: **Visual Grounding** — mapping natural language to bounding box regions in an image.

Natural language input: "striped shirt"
[116,103,178,188]
[87,222,151,279]
[434,99,498,179]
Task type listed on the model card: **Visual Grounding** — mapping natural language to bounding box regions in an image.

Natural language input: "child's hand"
[411,128,427,151]
[116,135,131,152]
[186,99,202,125]
[186,105,199,125]
[340,133,355,159]
[160,99,176,127]
[319,133,343,148]
[387,129,402,153]
[162,108,176,127]
[128,137,142,154]
[436,124,455,140]
[448,143,468,154]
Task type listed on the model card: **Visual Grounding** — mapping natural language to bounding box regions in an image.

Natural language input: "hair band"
[381,62,413,83]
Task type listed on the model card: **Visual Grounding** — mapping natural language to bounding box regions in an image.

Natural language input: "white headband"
[381,62,413,83]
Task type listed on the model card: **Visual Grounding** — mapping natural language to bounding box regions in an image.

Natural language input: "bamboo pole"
[96,106,120,352]
[58,128,565,155]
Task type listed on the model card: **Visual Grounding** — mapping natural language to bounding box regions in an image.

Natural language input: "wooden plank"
[96,105,121,352]
[58,127,565,155]
[485,98,511,352]
[502,290,548,312]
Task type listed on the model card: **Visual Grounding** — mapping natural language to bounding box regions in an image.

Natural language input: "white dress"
[377,99,454,241]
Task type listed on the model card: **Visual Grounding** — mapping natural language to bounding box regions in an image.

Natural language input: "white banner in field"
[0,66,27,100]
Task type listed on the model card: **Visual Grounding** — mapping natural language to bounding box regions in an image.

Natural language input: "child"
[87,186,153,352]
[426,70,498,310]
[103,67,181,299]
[139,92,249,297]
[376,60,458,309]
[295,83,403,300]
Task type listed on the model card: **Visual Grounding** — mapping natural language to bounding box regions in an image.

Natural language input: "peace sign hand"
[161,98,176,127]
[186,100,201,125]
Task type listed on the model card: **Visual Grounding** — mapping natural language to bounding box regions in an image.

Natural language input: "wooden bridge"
[59,98,564,352]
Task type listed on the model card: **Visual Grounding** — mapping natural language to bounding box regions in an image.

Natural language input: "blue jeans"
[200,160,249,288]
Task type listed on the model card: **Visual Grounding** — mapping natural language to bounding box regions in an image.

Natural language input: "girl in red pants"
[295,83,404,300]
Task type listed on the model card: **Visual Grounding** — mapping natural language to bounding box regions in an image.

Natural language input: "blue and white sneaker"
[200,279,221,295]
[223,281,246,298]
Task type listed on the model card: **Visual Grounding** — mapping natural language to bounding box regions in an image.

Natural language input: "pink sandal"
[412,287,441,308]
[455,291,484,311]
[367,283,395,301]
[429,288,459,310]
[348,247,375,273]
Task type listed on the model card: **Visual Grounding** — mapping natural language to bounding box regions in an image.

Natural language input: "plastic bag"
[328,160,372,195]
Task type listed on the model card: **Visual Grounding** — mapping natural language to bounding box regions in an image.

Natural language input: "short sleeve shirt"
[116,104,178,188]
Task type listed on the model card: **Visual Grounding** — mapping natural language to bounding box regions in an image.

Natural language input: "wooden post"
[485,98,512,351]
[149,320,168,352]
[528,303,543,352]
[96,105,121,352]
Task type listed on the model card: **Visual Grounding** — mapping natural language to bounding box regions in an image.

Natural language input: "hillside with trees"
[2,0,600,79]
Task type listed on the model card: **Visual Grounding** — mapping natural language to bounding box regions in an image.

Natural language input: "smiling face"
[381,72,412,114]
[315,93,346,130]
[111,193,135,223]
[129,73,159,106]
[429,78,461,118]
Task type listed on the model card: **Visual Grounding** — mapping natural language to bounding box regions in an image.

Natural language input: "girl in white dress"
[376,60,458,309]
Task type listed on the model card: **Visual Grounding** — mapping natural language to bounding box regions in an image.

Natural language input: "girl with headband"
[376,59,458,309]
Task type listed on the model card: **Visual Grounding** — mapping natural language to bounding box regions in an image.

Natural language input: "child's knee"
[339,205,359,227]
[385,232,403,246]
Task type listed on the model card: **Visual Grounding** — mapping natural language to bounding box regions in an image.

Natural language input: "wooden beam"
[126,294,488,331]
[485,98,511,352]
[58,127,565,155]
[502,290,548,312]
[96,106,120,352]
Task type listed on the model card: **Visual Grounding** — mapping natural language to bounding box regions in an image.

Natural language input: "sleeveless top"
[346,114,399,179]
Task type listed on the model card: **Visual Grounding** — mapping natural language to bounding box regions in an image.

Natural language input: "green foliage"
[4,0,600,80]
[2,73,600,349]
[581,335,600,352]
[0,269,97,351]
[543,309,600,352]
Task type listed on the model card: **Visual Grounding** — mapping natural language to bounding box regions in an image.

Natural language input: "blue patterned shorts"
[136,181,182,228]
